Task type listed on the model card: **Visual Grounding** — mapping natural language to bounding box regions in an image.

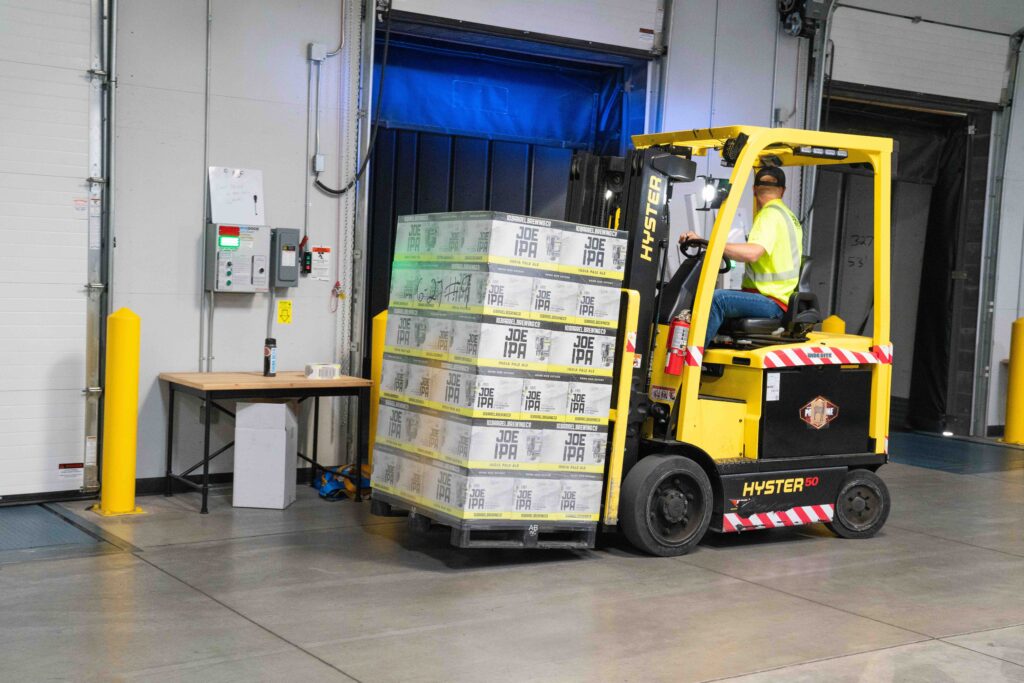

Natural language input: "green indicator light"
[219,235,241,249]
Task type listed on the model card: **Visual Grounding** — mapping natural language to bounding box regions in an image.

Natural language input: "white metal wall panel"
[831,7,1012,104]
[392,0,661,52]
[0,0,92,496]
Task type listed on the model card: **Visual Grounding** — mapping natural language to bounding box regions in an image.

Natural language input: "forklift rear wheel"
[826,469,890,539]
[620,455,713,557]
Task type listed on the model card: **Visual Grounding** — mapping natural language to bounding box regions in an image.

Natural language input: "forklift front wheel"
[620,455,713,557]
[826,469,891,539]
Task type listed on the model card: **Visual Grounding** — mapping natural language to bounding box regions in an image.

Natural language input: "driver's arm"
[722,242,765,263]
[679,231,765,263]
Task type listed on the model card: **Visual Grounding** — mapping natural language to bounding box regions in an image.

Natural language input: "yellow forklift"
[568,125,894,555]
[371,125,894,556]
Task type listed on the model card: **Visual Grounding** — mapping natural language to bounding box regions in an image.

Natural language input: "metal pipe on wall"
[198,0,214,372]
[348,0,378,454]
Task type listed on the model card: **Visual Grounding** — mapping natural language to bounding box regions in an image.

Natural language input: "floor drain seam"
[697,637,935,683]
[939,638,1024,670]
[132,552,365,683]
[886,522,1024,560]
[675,557,934,639]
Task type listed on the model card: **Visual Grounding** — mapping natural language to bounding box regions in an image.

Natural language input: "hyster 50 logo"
[641,174,663,262]
[741,476,820,497]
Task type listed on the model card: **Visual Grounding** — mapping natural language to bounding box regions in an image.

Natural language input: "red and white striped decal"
[684,345,704,367]
[873,344,894,364]
[722,504,835,532]
[761,346,893,369]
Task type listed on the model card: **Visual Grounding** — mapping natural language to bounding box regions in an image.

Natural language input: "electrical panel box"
[270,228,300,288]
[205,223,270,293]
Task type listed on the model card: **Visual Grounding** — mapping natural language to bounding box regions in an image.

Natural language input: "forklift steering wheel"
[679,238,732,275]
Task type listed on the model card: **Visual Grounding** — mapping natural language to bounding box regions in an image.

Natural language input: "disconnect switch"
[270,228,301,288]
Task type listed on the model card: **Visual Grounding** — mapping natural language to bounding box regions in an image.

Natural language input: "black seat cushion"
[722,317,782,335]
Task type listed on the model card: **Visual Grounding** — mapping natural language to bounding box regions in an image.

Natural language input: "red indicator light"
[219,226,240,236]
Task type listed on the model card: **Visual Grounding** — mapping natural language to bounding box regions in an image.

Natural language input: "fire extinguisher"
[665,311,691,375]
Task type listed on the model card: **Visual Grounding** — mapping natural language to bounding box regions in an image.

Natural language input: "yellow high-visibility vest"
[742,198,803,306]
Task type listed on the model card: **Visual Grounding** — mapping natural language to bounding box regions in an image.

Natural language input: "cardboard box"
[565,380,614,423]
[233,402,298,509]
[520,377,569,419]
[548,325,617,377]
[371,446,602,521]
[531,275,580,321]
[384,309,453,358]
[558,224,628,279]
[450,316,550,369]
[574,283,622,325]
[540,422,609,468]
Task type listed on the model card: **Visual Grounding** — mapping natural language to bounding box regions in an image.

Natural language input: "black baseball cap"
[754,166,786,188]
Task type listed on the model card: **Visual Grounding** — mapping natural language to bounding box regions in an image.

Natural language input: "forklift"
[567,126,894,555]
[370,125,894,556]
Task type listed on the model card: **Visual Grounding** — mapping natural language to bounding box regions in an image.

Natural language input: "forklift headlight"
[697,176,731,212]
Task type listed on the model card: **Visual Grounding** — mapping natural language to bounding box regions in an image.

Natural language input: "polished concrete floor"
[1,439,1023,681]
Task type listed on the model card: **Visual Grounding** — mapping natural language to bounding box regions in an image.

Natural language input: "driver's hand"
[679,231,701,245]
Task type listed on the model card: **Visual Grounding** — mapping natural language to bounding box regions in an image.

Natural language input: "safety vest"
[742,199,803,307]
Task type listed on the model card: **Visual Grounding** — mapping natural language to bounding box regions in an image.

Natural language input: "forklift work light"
[697,176,730,211]
[794,145,848,160]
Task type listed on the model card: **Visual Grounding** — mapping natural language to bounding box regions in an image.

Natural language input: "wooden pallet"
[371,490,597,550]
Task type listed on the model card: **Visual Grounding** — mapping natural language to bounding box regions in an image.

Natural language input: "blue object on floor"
[889,432,1024,474]
[0,505,98,551]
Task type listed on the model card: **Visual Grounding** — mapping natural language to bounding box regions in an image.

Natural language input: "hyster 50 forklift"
[370,126,894,556]
[567,126,894,555]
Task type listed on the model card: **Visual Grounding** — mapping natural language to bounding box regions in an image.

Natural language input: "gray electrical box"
[270,228,301,288]
[205,223,270,293]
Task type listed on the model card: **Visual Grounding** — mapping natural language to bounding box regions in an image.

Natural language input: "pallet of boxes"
[370,211,628,548]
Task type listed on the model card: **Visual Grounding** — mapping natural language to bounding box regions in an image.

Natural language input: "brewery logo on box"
[582,235,606,268]
[435,470,454,505]
[513,224,541,259]
[444,372,461,405]
[494,427,520,460]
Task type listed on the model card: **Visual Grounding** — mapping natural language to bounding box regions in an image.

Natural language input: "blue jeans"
[705,290,784,346]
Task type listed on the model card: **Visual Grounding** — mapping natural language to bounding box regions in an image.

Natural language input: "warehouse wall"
[114,0,359,479]
[659,0,806,279]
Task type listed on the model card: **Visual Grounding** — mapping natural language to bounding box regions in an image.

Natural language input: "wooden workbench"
[159,371,373,513]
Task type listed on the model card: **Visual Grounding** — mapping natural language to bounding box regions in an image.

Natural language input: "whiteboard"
[208,167,265,224]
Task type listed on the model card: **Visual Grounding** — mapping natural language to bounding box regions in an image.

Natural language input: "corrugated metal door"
[830,7,1012,105]
[0,0,100,498]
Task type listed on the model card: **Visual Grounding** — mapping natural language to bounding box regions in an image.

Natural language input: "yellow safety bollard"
[1005,318,1024,445]
[821,315,846,334]
[367,310,388,461]
[91,308,144,516]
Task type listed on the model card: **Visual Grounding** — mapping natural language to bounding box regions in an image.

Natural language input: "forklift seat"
[718,259,821,343]
[723,291,821,337]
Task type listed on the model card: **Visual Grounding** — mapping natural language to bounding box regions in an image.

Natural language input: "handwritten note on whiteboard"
[208,167,265,224]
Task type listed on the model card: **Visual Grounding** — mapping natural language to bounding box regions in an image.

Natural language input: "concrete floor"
[1,445,1024,681]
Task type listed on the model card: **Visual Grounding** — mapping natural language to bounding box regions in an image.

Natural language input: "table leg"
[311,396,320,488]
[201,392,212,514]
[357,387,370,502]
[165,385,175,496]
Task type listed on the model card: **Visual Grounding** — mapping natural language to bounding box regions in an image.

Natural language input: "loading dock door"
[364,26,648,363]
[0,1,98,498]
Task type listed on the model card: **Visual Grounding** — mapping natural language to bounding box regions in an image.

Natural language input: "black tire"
[826,469,891,539]
[620,455,714,557]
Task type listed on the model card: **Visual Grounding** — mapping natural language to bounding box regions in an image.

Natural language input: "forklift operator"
[680,166,803,345]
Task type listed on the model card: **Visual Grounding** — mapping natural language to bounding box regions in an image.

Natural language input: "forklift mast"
[566,145,693,476]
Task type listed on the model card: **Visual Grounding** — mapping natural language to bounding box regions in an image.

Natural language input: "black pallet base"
[371,490,597,550]
[448,523,597,549]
